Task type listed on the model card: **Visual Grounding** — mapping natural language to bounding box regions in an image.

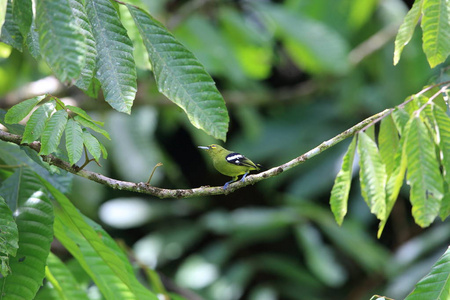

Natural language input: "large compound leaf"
[45,253,89,300]
[405,246,450,300]
[86,0,137,114]
[394,0,423,65]
[127,5,229,141]
[357,132,387,221]
[330,136,357,225]
[0,169,53,300]
[421,0,450,67]
[39,109,68,155]
[405,116,443,227]
[36,0,87,83]
[41,178,158,300]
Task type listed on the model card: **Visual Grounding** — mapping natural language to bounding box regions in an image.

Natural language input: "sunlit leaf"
[65,119,84,165]
[66,105,103,126]
[421,0,450,67]
[39,109,68,155]
[330,136,357,225]
[434,105,450,185]
[392,107,411,135]
[405,246,450,300]
[4,95,46,124]
[82,129,101,162]
[74,115,110,140]
[45,252,89,300]
[357,132,387,220]
[379,115,400,176]
[22,101,55,144]
[86,0,137,114]
[394,0,423,65]
[378,135,407,238]
[405,116,443,227]
[127,4,229,141]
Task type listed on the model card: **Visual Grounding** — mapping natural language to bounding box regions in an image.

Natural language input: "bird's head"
[198,144,225,154]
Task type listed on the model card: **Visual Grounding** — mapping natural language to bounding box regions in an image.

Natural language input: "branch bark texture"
[0,109,391,199]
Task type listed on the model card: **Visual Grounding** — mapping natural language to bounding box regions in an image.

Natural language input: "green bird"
[198,144,261,189]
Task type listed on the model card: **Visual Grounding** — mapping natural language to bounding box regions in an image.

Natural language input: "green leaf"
[379,115,400,176]
[330,136,357,225]
[26,19,41,59]
[434,105,450,185]
[4,95,46,124]
[40,178,158,300]
[22,101,56,144]
[45,252,89,300]
[357,132,387,220]
[421,0,450,67]
[378,135,407,238]
[440,186,450,220]
[394,0,423,65]
[405,116,443,227]
[0,196,19,264]
[392,107,411,135]
[82,129,101,162]
[69,0,97,91]
[119,3,151,70]
[127,4,229,141]
[405,246,450,300]
[85,0,137,114]
[74,115,110,140]
[66,105,103,126]
[39,109,68,155]
[36,0,87,83]
[0,168,53,300]
[65,119,84,165]
[12,0,32,37]
[0,0,23,51]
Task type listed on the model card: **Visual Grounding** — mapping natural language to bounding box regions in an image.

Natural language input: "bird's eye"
[211,145,216,149]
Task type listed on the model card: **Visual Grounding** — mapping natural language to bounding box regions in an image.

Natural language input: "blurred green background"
[1,0,449,299]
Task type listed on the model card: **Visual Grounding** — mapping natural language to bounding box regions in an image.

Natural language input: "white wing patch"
[226,153,245,165]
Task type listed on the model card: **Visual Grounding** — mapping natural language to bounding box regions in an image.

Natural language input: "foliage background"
[0,0,449,299]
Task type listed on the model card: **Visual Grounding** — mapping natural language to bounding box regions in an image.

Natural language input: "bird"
[198,144,261,189]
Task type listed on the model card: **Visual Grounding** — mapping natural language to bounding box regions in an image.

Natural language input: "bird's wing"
[225,153,258,168]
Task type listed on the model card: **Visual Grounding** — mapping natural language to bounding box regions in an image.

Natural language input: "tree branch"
[0,109,391,199]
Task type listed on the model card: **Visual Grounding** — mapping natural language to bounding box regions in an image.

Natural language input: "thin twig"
[0,109,390,199]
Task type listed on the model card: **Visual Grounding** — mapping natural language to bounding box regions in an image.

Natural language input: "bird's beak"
[198,146,209,150]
